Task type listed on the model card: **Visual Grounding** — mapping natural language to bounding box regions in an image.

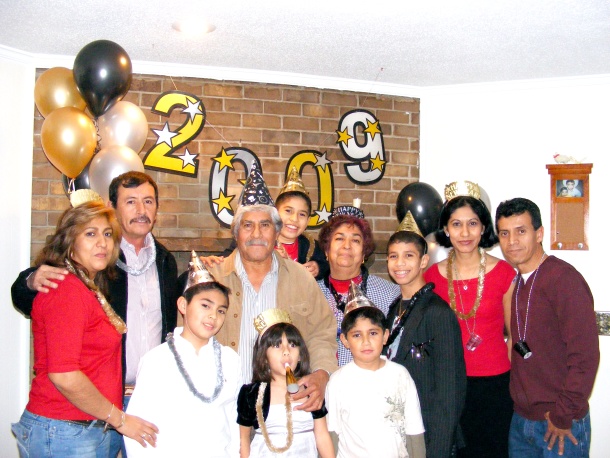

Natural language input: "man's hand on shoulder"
[28,265,68,293]
[292,369,329,412]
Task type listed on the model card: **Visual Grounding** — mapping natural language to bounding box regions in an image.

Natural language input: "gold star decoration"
[336,127,353,145]
[212,190,234,213]
[370,153,386,171]
[363,119,381,140]
[213,148,236,171]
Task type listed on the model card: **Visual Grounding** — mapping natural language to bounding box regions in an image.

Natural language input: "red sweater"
[509,255,599,429]
[27,274,123,420]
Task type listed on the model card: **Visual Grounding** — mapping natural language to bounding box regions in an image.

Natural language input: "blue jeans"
[108,394,130,458]
[509,411,591,458]
[11,410,111,458]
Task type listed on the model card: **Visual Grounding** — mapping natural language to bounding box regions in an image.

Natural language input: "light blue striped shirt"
[235,251,279,384]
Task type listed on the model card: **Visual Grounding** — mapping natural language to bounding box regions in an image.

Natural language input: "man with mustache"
[203,163,338,414]
[11,171,179,457]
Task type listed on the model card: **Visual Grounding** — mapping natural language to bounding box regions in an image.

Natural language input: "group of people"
[10,168,599,458]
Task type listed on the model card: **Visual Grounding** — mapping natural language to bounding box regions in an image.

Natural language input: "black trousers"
[457,370,513,458]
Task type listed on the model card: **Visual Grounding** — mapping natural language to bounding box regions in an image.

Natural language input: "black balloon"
[396,182,443,237]
[73,40,132,118]
[62,161,91,196]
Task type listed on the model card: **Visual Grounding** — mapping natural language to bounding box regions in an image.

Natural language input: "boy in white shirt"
[125,253,241,457]
[326,305,426,458]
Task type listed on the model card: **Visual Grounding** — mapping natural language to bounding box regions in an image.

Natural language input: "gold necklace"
[255,382,294,453]
[446,247,486,320]
[65,259,127,334]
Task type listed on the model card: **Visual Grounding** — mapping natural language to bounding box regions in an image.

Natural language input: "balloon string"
[168,75,235,148]
[94,118,101,155]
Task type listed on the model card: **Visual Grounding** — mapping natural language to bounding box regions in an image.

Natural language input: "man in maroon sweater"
[496,198,599,457]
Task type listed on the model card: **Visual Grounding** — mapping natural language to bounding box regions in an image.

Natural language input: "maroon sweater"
[510,255,599,429]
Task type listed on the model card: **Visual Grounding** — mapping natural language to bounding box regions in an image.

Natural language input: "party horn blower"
[285,363,299,394]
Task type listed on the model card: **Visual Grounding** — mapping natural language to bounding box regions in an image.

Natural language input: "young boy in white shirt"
[124,254,241,457]
[325,305,426,458]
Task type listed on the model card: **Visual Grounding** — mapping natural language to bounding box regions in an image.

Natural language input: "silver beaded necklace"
[167,333,224,403]
[116,237,157,276]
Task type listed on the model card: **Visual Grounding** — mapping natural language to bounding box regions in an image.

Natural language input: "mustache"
[130,216,152,224]
[245,239,269,247]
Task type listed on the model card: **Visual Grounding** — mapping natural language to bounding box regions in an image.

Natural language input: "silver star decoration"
[153,122,178,147]
[178,148,197,168]
[315,205,332,223]
[314,152,332,172]
[182,99,203,122]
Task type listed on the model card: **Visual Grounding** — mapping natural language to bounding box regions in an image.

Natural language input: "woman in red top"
[424,186,515,458]
[12,201,158,457]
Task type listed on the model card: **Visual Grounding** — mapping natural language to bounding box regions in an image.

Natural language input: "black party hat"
[238,161,274,207]
[331,197,365,219]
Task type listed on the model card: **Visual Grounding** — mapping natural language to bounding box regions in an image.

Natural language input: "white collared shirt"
[122,233,162,384]
[235,251,279,384]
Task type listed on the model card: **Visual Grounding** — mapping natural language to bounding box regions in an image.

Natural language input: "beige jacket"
[208,251,338,375]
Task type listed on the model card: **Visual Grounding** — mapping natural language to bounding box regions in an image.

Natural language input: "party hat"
[278,166,308,197]
[184,250,217,293]
[444,180,481,201]
[331,197,365,220]
[396,210,423,237]
[345,280,377,314]
[238,161,274,207]
[254,308,292,336]
[69,189,104,208]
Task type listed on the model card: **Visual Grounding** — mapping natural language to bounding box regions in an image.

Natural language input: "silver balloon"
[89,145,145,202]
[97,101,148,152]
[424,232,450,267]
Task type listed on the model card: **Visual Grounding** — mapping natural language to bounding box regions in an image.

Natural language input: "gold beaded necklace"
[255,382,294,453]
[446,247,486,320]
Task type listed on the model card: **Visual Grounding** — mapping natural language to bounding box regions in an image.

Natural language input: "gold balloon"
[34,67,87,118]
[41,107,97,178]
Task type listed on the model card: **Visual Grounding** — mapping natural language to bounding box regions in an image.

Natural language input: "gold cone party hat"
[345,280,377,314]
[278,166,309,197]
[254,308,293,336]
[397,210,423,237]
[184,250,217,293]
[444,180,481,201]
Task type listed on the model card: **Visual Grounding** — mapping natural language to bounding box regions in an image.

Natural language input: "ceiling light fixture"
[172,19,216,36]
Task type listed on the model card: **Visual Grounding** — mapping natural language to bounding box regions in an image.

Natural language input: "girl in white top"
[237,310,335,458]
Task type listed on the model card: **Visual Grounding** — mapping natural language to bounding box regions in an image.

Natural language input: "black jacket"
[384,284,467,458]
[11,238,180,380]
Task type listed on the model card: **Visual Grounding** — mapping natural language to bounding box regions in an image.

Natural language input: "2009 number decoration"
[336,109,386,185]
[142,91,205,177]
[142,91,388,227]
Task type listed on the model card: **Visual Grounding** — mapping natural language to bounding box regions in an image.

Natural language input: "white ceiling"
[1,0,609,89]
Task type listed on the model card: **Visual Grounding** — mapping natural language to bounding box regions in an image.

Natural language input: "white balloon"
[97,101,148,152]
[89,145,145,202]
[424,232,450,267]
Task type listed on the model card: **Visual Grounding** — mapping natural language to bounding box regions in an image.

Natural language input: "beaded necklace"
[446,247,486,320]
[64,259,127,334]
[255,382,294,453]
[515,252,546,346]
[167,333,224,403]
[116,236,157,276]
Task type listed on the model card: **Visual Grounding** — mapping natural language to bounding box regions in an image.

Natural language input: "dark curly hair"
[495,198,542,232]
[434,196,498,249]
[318,215,376,260]
[251,322,311,384]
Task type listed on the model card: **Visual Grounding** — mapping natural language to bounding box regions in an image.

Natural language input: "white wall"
[420,76,610,457]
[0,50,35,456]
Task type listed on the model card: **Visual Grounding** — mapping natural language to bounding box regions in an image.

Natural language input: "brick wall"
[31,73,420,278]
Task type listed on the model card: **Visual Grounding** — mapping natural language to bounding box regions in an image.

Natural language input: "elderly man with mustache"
[203,164,338,414]
[11,171,179,457]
